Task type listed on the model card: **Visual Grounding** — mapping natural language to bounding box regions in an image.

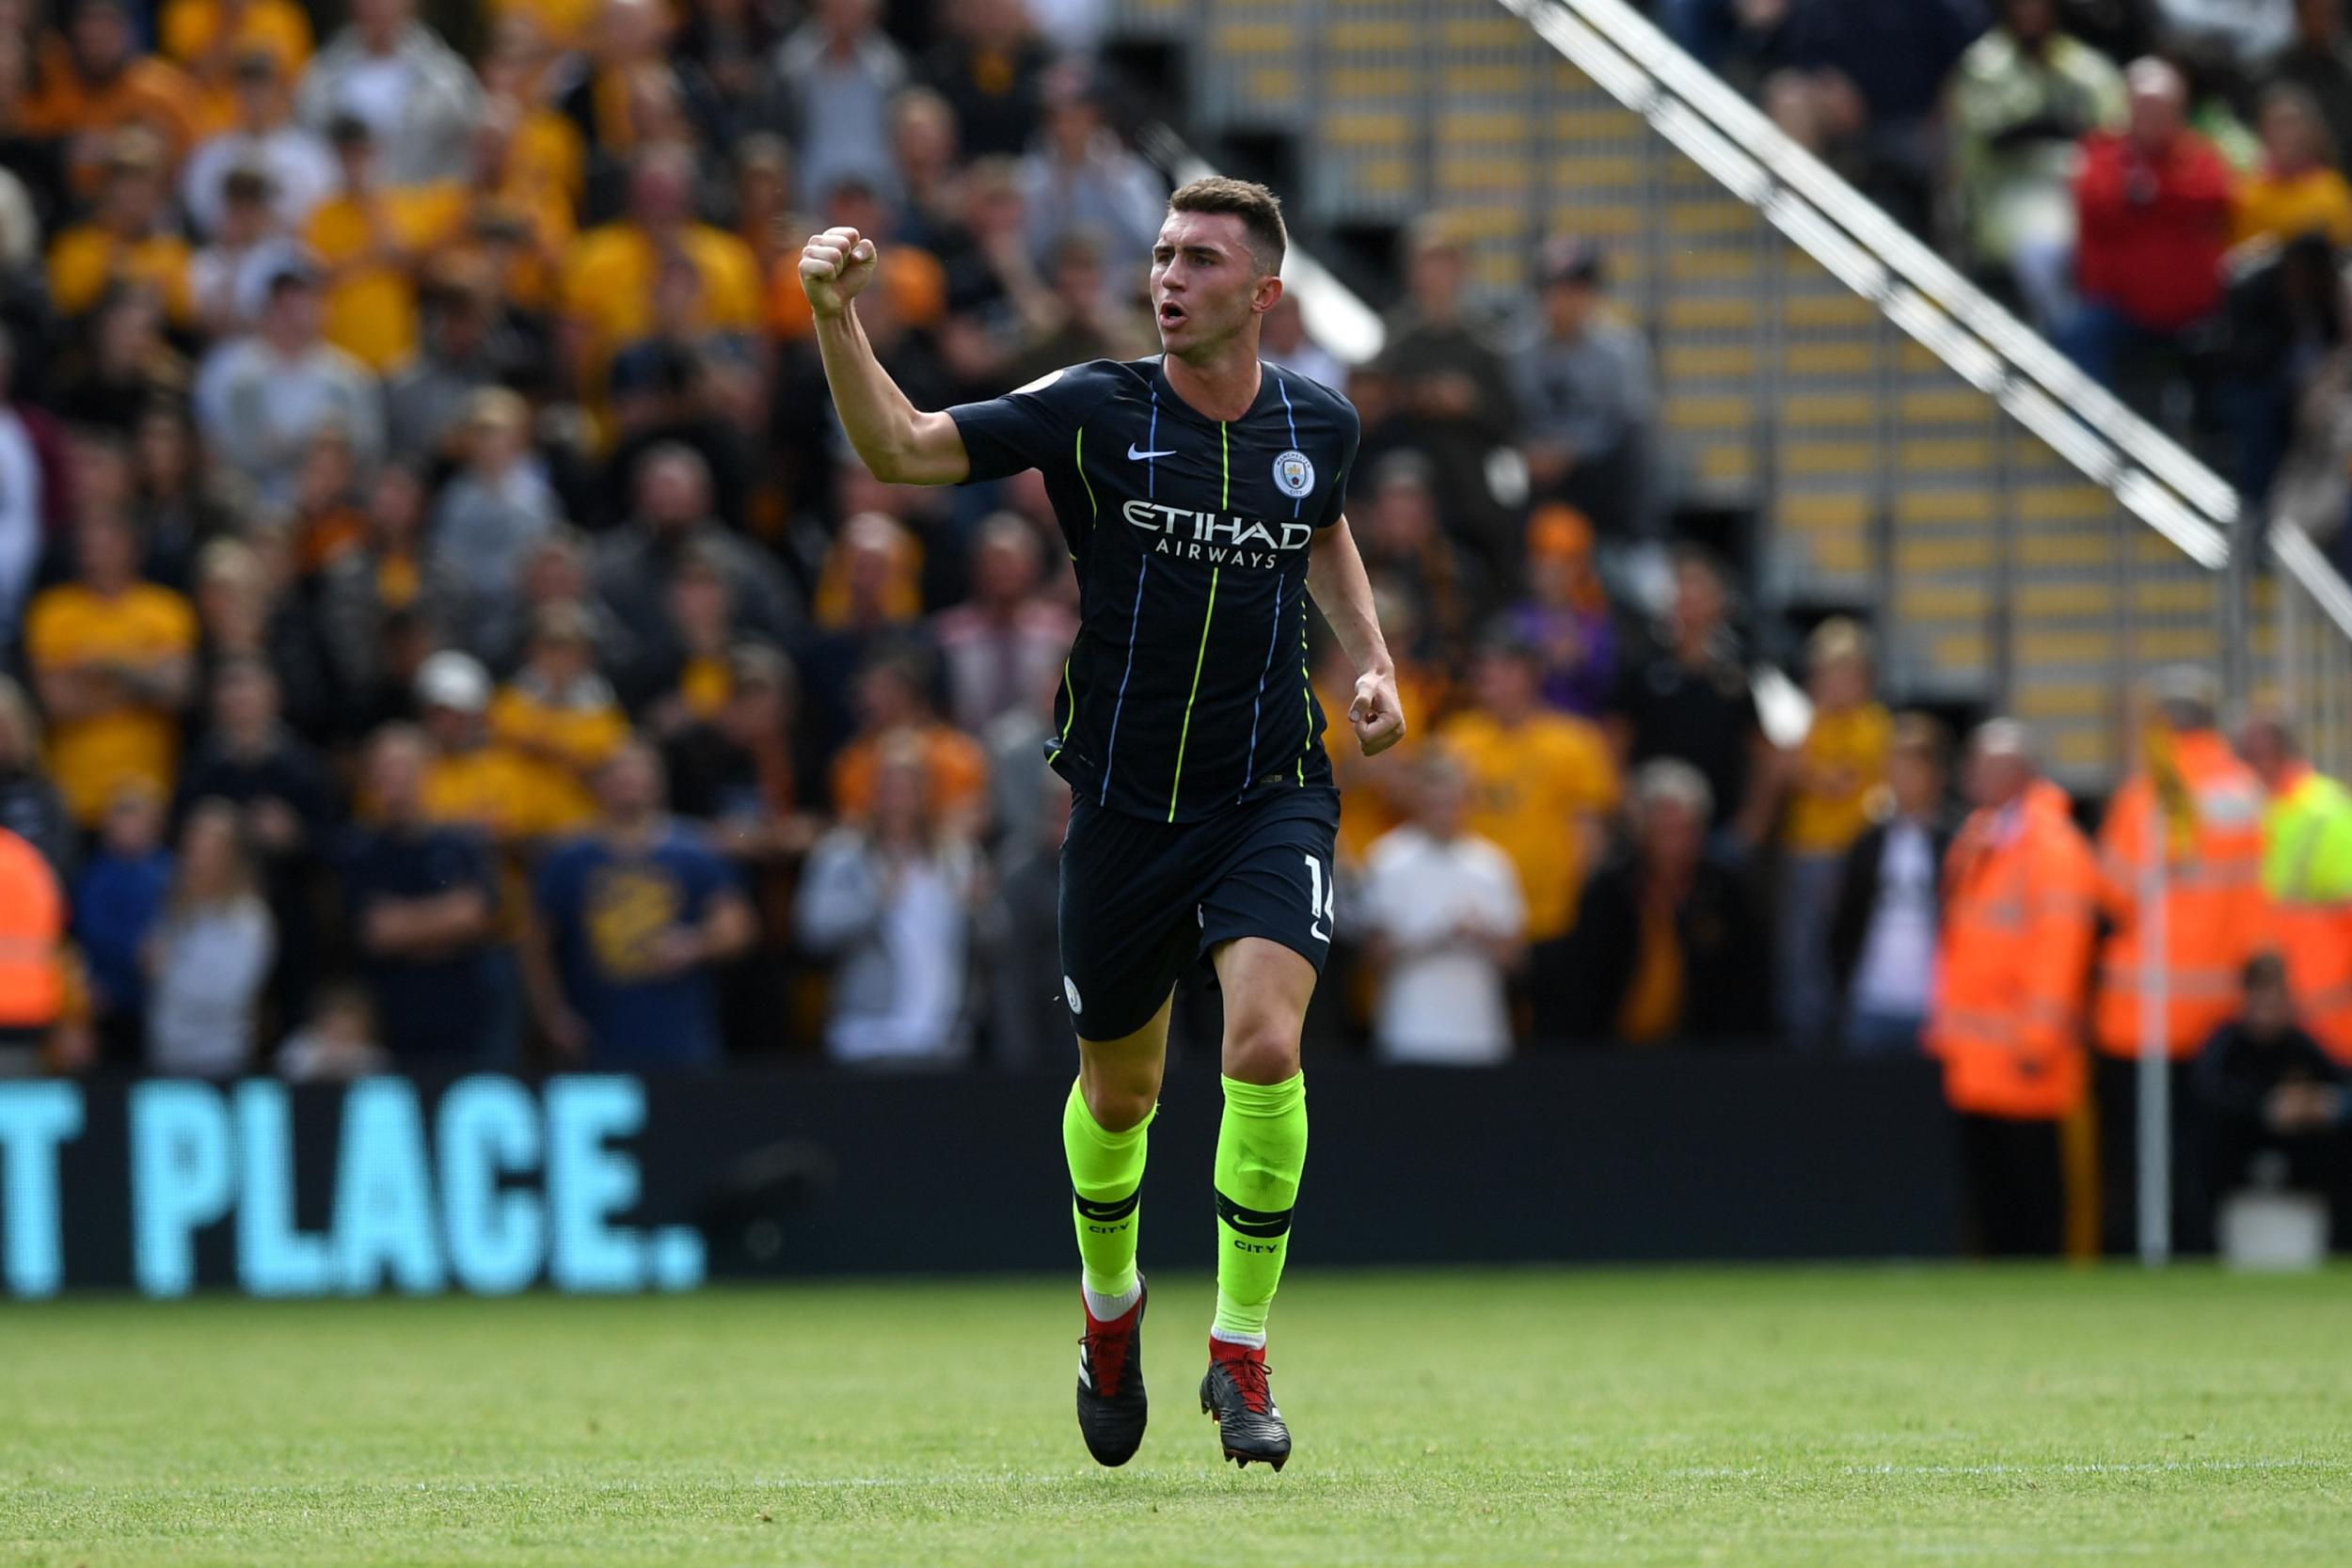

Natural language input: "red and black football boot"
[1075,1276,1149,1466]
[1200,1337,1290,1471]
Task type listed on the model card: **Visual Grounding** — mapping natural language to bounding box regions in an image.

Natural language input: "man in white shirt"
[1358,754,1527,1065]
[182,52,337,240]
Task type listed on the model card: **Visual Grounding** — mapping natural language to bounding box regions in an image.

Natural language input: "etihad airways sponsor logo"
[1120,499,1311,568]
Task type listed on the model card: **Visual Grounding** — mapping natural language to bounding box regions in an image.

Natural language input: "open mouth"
[1158,301,1186,327]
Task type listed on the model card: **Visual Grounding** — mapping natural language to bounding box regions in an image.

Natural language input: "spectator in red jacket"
[2065,57,2237,387]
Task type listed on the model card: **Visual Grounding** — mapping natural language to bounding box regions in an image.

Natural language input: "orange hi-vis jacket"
[0,829,65,1031]
[2260,764,2352,1066]
[1930,780,2100,1119]
[2093,729,2266,1059]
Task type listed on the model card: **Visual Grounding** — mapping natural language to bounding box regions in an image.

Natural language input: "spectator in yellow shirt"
[304,115,470,372]
[160,0,313,135]
[1778,618,1893,1048]
[489,603,631,832]
[25,511,199,827]
[45,128,196,327]
[1438,629,1620,952]
[2233,85,2352,248]
[559,143,761,398]
[21,0,202,185]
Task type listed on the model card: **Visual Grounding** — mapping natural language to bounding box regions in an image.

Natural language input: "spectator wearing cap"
[338,723,506,1062]
[2233,84,2352,246]
[529,738,755,1066]
[187,166,308,338]
[46,128,196,327]
[926,0,1049,161]
[1017,60,1166,282]
[303,114,470,372]
[1439,629,1619,983]
[1949,0,2127,331]
[1373,222,1520,577]
[24,509,199,829]
[430,387,562,656]
[2065,58,2236,388]
[489,602,631,834]
[413,649,563,847]
[1608,546,1774,847]
[1558,759,1771,1044]
[2265,0,2352,174]
[193,263,384,505]
[1505,504,1617,721]
[1774,619,1892,1049]
[772,0,910,212]
[1512,238,1658,538]
[295,0,480,185]
[559,145,762,397]
[20,0,202,182]
[181,50,336,240]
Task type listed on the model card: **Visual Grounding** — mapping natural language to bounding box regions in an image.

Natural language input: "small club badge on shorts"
[1272,450,1314,499]
[1064,975,1083,1016]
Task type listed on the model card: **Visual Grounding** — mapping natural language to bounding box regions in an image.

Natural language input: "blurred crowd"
[1658,0,2352,576]
[0,0,2347,1258]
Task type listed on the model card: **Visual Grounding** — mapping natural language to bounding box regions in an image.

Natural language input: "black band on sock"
[1074,1188,1142,1223]
[1216,1189,1293,1239]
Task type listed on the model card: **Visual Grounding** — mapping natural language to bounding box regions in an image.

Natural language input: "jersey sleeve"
[946,363,1101,483]
[1314,397,1362,531]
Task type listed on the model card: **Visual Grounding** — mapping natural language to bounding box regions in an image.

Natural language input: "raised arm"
[800,226,972,486]
[1306,515,1405,756]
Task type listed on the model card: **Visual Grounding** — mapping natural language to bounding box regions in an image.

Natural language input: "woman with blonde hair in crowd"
[144,798,275,1075]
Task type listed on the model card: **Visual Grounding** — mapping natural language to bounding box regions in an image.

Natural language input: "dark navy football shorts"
[1057,787,1343,1041]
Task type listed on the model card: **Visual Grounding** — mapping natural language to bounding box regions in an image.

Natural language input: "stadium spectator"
[1502,506,1617,722]
[1018,60,1163,284]
[186,529,334,738]
[830,643,990,834]
[796,734,979,1066]
[2195,951,2351,1232]
[1260,291,1344,394]
[1776,619,1890,1049]
[771,0,909,212]
[1438,629,1617,1004]
[930,513,1073,735]
[193,263,384,506]
[304,112,469,374]
[1762,0,1986,229]
[180,49,335,240]
[2093,666,2266,1253]
[927,0,1048,161]
[69,780,167,1061]
[0,330,68,641]
[1828,713,1955,1056]
[1374,222,1519,574]
[294,0,479,185]
[144,798,274,1075]
[0,677,72,879]
[19,0,200,182]
[1948,0,2127,331]
[2239,712,2352,1061]
[529,738,754,1065]
[488,602,628,833]
[340,723,503,1063]
[45,126,193,326]
[1609,547,1772,847]
[2225,230,2344,512]
[25,509,198,829]
[1358,752,1527,1065]
[979,768,1071,1067]
[186,166,304,339]
[385,267,510,467]
[1929,719,2098,1257]
[2065,57,2235,389]
[2264,0,2352,172]
[558,0,726,178]
[1356,451,1486,669]
[431,387,561,649]
[593,442,797,670]
[1512,237,1657,538]
[276,980,391,1081]
[2231,84,2352,247]
[1557,758,1770,1044]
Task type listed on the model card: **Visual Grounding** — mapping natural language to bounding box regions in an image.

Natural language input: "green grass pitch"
[7,1266,2351,1566]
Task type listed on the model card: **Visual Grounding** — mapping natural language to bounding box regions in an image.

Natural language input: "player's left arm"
[1306,515,1405,757]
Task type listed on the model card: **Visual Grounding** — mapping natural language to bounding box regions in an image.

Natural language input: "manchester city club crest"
[1272,449,1315,499]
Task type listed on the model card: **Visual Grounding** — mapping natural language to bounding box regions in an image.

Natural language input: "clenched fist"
[800,225,880,317]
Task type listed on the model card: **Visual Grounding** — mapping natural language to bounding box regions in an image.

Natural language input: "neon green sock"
[1213,1071,1307,1343]
[1065,1080,1152,1302]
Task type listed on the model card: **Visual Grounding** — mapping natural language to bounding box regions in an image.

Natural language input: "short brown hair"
[1167,176,1287,277]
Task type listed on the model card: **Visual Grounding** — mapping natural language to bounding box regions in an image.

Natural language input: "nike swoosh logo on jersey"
[1127,444,1177,461]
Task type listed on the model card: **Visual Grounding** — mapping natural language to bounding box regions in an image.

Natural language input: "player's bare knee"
[1221,1024,1300,1086]
[1078,1060,1159,1131]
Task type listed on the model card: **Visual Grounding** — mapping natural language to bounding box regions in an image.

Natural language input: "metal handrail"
[1498,0,2240,570]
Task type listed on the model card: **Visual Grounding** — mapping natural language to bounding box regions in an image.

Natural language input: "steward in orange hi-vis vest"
[1931,777,2098,1120]
[0,827,66,1034]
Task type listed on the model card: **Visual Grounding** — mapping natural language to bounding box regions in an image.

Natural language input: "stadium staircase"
[1104,0,2352,787]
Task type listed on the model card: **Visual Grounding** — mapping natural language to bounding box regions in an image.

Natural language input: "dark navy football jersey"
[948,356,1360,824]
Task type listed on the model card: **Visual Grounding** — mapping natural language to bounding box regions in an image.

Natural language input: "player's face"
[1151,211,1275,358]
